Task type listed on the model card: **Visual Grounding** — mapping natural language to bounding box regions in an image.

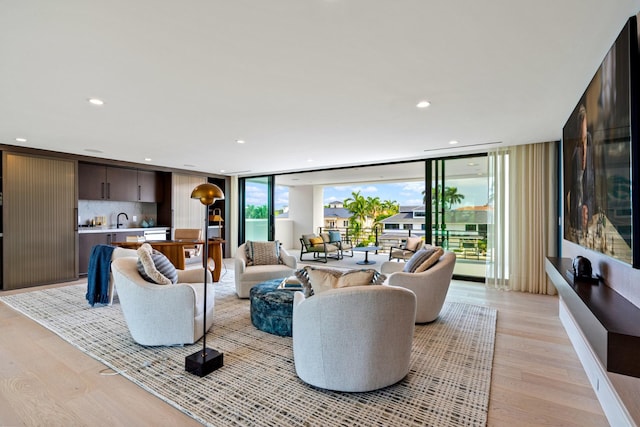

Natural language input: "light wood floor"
[0,273,609,426]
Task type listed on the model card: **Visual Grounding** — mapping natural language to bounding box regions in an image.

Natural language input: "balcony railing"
[319,226,489,261]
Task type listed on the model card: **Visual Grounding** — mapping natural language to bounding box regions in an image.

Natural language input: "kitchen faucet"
[117,212,129,229]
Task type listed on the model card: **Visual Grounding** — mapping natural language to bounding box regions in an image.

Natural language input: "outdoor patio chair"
[299,233,340,263]
[388,236,424,261]
[321,230,354,259]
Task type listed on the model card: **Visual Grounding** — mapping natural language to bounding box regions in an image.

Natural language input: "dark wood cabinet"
[137,170,161,202]
[107,167,138,201]
[78,163,161,202]
[78,163,107,200]
[78,233,109,275]
[78,231,140,275]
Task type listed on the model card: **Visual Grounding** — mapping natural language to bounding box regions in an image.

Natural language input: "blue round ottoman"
[250,279,296,337]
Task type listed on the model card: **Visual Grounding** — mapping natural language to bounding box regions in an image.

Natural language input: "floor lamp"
[210,207,224,240]
[185,182,224,377]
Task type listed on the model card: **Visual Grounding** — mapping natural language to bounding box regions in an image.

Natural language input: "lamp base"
[185,348,223,377]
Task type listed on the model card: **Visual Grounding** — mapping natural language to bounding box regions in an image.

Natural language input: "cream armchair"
[381,251,456,323]
[292,285,416,392]
[111,257,214,346]
[234,242,297,298]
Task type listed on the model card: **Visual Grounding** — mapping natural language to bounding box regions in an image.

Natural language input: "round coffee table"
[249,279,297,337]
[352,245,381,265]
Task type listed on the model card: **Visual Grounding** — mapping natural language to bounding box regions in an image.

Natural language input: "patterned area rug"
[0,276,496,427]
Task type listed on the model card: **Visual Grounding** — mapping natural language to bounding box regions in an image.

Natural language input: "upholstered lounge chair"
[388,236,424,261]
[234,242,297,298]
[299,233,340,263]
[381,251,456,323]
[111,257,214,346]
[292,285,416,392]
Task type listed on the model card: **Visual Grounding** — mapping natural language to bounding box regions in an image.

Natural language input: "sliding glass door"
[239,176,274,243]
[428,156,489,280]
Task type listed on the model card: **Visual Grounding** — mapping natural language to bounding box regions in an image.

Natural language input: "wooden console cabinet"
[546,257,640,378]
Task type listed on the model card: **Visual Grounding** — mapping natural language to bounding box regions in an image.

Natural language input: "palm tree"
[366,196,382,226]
[422,186,465,209]
[381,199,399,216]
[343,191,368,242]
[444,186,465,208]
[343,191,368,226]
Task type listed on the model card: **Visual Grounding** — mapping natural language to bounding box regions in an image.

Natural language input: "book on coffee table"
[278,276,303,291]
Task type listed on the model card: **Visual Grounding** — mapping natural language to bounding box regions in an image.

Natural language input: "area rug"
[0,276,497,427]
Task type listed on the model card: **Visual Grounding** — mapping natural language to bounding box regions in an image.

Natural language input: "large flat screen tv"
[562,15,639,267]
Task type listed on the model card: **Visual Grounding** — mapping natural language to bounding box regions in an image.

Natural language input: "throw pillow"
[414,246,445,272]
[305,267,344,294]
[328,230,342,242]
[294,268,314,297]
[300,266,385,295]
[136,244,177,285]
[320,232,331,243]
[403,246,437,273]
[245,240,281,266]
[301,234,316,247]
[309,236,324,246]
[404,236,422,251]
[371,270,387,285]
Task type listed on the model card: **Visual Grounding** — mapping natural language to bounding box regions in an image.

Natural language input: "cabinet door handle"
[74,208,78,231]
[138,185,141,201]
[101,182,105,199]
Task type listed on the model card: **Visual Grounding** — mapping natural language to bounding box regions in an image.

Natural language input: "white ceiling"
[1,1,639,182]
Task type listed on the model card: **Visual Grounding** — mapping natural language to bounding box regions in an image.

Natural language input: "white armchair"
[381,251,456,323]
[234,242,297,298]
[292,285,416,392]
[111,257,214,346]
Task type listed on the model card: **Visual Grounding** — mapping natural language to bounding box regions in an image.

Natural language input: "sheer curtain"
[486,142,558,294]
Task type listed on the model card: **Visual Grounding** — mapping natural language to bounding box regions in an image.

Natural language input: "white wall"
[275,218,294,249]
[288,185,315,250]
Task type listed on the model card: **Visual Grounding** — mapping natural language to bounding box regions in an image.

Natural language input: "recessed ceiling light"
[88,98,104,106]
[307,159,314,163]
[84,148,104,153]
[144,158,152,162]
[220,169,226,173]
[15,137,27,142]
[236,140,245,144]
[467,162,476,166]
[183,164,196,168]
[449,140,459,145]
[416,100,431,108]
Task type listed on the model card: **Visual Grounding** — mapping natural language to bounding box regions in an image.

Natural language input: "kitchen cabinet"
[137,170,161,202]
[78,230,135,275]
[79,233,108,275]
[79,163,162,202]
[78,163,137,201]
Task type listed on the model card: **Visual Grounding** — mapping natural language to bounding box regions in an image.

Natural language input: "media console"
[546,257,640,426]
[546,257,640,377]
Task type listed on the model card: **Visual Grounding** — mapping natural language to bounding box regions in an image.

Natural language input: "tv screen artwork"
[563,18,634,266]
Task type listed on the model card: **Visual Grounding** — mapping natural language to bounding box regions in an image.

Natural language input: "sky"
[268,177,489,211]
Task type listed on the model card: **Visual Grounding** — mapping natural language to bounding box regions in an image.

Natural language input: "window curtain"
[487,141,558,294]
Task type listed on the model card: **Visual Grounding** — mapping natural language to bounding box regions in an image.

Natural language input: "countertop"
[78,226,169,234]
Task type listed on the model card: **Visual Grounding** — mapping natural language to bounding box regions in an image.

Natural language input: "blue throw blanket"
[86,244,115,306]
